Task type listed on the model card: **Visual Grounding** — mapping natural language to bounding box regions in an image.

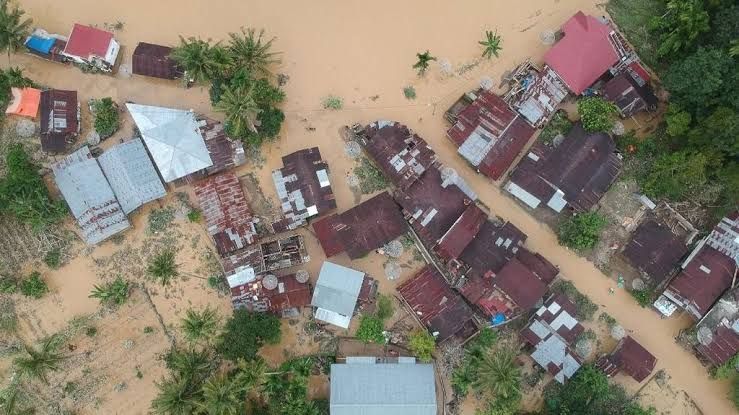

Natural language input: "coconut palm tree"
[473,347,521,401]
[412,50,436,76]
[13,335,65,384]
[170,37,231,84]
[215,83,262,139]
[228,28,280,78]
[196,372,243,415]
[181,306,219,344]
[233,357,268,391]
[147,250,179,286]
[480,30,503,59]
[150,375,199,415]
[0,1,32,61]
[166,348,215,382]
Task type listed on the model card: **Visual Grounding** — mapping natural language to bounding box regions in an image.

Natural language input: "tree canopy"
[0,0,32,59]
[217,310,281,362]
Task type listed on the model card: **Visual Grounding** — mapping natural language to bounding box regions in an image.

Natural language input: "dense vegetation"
[557,212,608,251]
[92,97,120,139]
[217,310,281,362]
[356,294,394,344]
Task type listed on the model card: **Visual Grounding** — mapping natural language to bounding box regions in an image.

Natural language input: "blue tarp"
[25,36,54,54]
[491,313,506,326]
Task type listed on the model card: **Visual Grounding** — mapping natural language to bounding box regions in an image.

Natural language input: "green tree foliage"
[196,372,243,415]
[0,66,33,108]
[452,329,498,396]
[665,104,692,137]
[0,0,32,60]
[651,0,709,57]
[19,271,48,299]
[216,83,262,139]
[577,97,618,133]
[13,335,65,384]
[663,47,734,115]
[480,30,503,59]
[710,5,739,50]
[92,98,120,138]
[712,353,739,379]
[170,37,231,84]
[639,150,709,201]
[413,50,436,76]
[151,375,200,415]
[686,107,739,157]
[732,375,739,410]
[558,212,607,251]
[473,346,521,412]
[0,145,66,230]
[375,294,394,321]
[261,358,322,415]
[217,310,281,361]
[356,315,384,344]
[408,330,435,363]
[181,306,220,344]
[227,28,280,78]
[539,110,573,144]
[147,250,179,286]
[89,276,130,306]
[152,349,217,415]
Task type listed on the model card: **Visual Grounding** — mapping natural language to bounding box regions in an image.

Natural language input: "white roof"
[312,262,365,328]
[126,103,213,182]
[227,267,256,288]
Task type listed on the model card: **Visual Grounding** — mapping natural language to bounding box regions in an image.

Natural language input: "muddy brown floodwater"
[8,0,736,413]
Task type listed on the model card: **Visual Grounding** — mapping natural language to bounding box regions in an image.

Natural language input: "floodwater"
[9,0,735,413]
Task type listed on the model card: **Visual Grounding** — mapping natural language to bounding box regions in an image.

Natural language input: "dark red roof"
[362,121,437,191]
[435,204,487,260]
[312,192,407,259]
[132,42,183,79]
[458,221,527,279]
[602,72,657,117]
[231,273,312,314]
[397,265,478,343]
[194,172,257,257]
[39,89,78,152]
[544,12,619,94]
[447,91,536,180]
[515,248,560,285]
[622,220,689,284]
[610,336,657,382]
[696,326,739,366]
[493,258,548,311]
[64,24,113,58]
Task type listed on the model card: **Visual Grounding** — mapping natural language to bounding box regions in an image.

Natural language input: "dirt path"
[9,0,735,413]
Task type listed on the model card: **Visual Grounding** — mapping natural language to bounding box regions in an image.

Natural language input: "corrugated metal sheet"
[330,362,437,415]
[132,42,183,80]
[312,262,365,327]
[98,138,166,214]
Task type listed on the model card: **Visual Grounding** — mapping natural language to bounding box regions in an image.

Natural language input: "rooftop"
[132,42,183,80]
[493,257,549,311]
[622,219,689,285]
[602,72,657,118]
[64,23,114,59]
[597,336,657,382]
[458,220,527,280]
[39,89,79,152]
[197,117,246,177]
[5,87,40,118]
[221,234,309,275]
[312,261,366,328]
[435,203,488,261]
[515,248,560,285]
[228,271,312,316]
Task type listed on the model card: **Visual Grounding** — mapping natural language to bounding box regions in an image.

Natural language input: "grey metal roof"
[330,362,437,415]
[126,103,213,182]
[311,262,364,318]
[98,138,166,214]
[53,147,130,245]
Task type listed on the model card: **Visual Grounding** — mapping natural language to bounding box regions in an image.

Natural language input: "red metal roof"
[132,42,182,79]
[622,220,689,285]
[515,248,560,285]
[64,24,113,59]
[397,265,478,344]
[493,257,548,311]
[312,214,345,257]
[696,326,739,366]
[458,221,527,279]
[231,273,312,314]
[609,336,657,382]
[544,12,619,94]
[435,204,487,260]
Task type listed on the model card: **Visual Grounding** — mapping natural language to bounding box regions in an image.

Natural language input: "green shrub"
[143,326,155,334]
[375,294,394,321]
[322,95,343,110]
[85,327,97,337]
[356,315,385,344]
[409,330,435,362]
[0,276,17,294]
[89,277,130,306]
[186,209,202,223]
[147,250,179,286]
[598,312,617,329]
[630,288,654,308]
[539,110,573,144]
[147,207,175,233]
[558,212,607,251]
[732,375,739,410]
[577,97,618,133]
[712,353,739,379]
[92,98,120,138]
[403,86,416,100]
[19,272,48,299]
[551,280,598,320]
[354,158,388,194]
[43,248,62,269]
[217,309,281,361]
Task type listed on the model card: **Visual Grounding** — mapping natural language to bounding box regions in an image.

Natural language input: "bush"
[539,110,573,144]
[630,288,654,308]
[43,248,62,269]
[375,294,394,321]
[217,309,281,361]
[598,312,617,329]
[186,209,202,223]
[322,95,343,110]
[89,277,130,306]
[356,315,385,344]
[147,207,175,233]
[577,97,618,133]
[558,212,607,251]
[19,272,48,299]
[732,376,739,410]
[551,280,598,320]
[0,276,17,294]
[409,330,435,362]
[403,86,416,100]
[639,151,709,202]
[85,327,97,337]
[92,98,120,138]
[354,158,388,194]
[147,250,179,286]
[713,353,739,379]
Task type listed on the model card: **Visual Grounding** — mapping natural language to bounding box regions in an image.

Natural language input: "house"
[131,42,183,80]
[271,147,336,232]
[221,234,310,276]
[186,117,246,181]
[398,265,479,344]
[602,71,658,118]
[656,212,739,319]
[62,24,120,71]
[312,191,407,259]
[330,358,437,415]
[597,336,657,382]
[39,89,80,153]
[226,267,312,317]
[126,103,214,183]
[97,138,166,214]
[520,294,585,383]
[622,219,690,287]
[544,12,622,95]
[24,28,68,63]
[52,147,130,244]
[5,88,41,117]
[502,59,569,127]
[193,172,258,257]
[505,123,622,213]
[360,121,437,191]
[455,220,527,280]
[446,90,536,180]
[311,261,367,329]
[694,288,739,367]
[434,203,487,261]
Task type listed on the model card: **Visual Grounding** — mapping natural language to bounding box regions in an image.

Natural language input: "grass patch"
[598,312,617,329]
[538,110,572,145]
[186,208,202,223]
[0,297,17,333]
[43,248,62,269]
[19,272,48,299]
[606,0,665,71]
[403,86,416,100]
[353,157,388,194]
[148,207,175,234]
[551,280,598,321]
[322,95,343,110]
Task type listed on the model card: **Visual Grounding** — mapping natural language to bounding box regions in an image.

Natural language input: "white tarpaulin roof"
[126,103,213,182]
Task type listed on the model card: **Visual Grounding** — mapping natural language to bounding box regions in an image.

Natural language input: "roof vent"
[295,270,309,284]
[263,274,278,290]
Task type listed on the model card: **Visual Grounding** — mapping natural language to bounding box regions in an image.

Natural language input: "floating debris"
[575,338,593,358]
[439,59,453,77]
[86,131,101,146]
[632,278,645,291]
[263,274,278,290]
[122,339,135,350]
[611,121,625,136]
[479,76,494,91]
[346,173,359,188]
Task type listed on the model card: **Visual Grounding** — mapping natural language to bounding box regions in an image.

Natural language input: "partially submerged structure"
[695,288,739,367]
[5,88,40,117]
[505,123,622,213]
[312,192,407,259]
[597,336,657,382]
[330,358,437,415]
[39,89,80,153]
[602,71,657,118]
[398,266,479,344]
[622,219,690,287]
[271,147,336,232]
[656,212,739,319]
[502,59,569,127]
[311,262,370,329]
[227,267,312,317]
[221,234,310,276]
[52,147,130,244]
[132,42,183,80]
[62,24,120,71]
[446,90,536,180]
[520,294,585,383]
[24,28,68,63]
